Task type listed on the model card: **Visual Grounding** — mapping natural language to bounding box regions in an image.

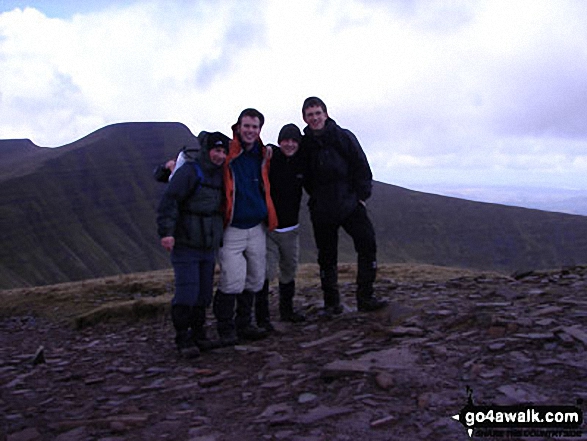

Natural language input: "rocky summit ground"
[1,265,586,441]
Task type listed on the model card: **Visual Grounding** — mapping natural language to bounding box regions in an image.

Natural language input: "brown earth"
[1,264,586,441]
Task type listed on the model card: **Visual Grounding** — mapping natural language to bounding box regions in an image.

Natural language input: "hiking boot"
[279,281,306,323]
[236,324,268,341]
[218,331,238,347]
[319,283,343,319]
[213,290,237,346]
[280,310,306,323]
[356,257,381,312]
[194,334,223,351]
[319,304,344,319]
[172,304,201,358]
[191,306,222,351]
[236,290,268,341]
[257,320,276,333]
[175,331,200,359]
[357,296,388,312]
[255,280,272,330]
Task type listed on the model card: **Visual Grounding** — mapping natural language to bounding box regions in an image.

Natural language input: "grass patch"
[0,269,174,324]
[0,263,505,327]
[74,296,170,329]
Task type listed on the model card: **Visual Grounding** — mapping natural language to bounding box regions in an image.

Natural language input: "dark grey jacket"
[157,149,224,251]
[301,118,372,224]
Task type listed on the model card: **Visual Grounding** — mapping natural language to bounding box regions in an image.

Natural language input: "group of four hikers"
[156,96,387,357]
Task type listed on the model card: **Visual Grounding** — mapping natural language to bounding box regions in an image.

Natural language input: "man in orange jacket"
[213,108,278,345]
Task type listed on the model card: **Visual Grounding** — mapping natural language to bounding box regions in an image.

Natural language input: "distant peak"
[0,138,41,151]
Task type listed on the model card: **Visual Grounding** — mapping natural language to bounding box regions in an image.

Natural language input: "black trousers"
[311,204,377,295]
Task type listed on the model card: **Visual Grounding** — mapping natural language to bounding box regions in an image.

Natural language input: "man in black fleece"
[301,96,387,316]
[255,123,307,331]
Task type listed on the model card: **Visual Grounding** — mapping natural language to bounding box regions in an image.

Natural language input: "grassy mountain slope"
[367,186,586,271]
[1,122,586,289]
[0,123,197,288]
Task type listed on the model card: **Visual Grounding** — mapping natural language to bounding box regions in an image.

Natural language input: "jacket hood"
[303,117,336,136]
[197,131,230,171]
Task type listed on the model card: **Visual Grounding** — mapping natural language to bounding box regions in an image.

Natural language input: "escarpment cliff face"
[1,122,587,289]
[0,123,198,288]
[1,264,586,440]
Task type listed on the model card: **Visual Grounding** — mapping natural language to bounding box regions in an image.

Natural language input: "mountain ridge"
[1,122,586,289]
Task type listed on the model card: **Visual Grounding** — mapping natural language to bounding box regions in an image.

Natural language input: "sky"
[1,0,587,208]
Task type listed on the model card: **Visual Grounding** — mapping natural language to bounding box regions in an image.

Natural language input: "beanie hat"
[205,131,230,153]
[278,123,302,144]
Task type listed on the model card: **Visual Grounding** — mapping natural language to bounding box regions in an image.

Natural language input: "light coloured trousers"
[266,228,299,285]
[218,224,266,294]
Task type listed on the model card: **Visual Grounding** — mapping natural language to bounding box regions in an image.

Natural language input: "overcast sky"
[1,0,587,199]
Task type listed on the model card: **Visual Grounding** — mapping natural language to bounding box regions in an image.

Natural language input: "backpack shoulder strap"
[192,161,204,182]
[189,161,204,195]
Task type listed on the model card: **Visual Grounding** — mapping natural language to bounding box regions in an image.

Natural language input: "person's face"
[209,147,227,166]
[237,116,261,148]
[303,105,328,131]
[280,139,299,157]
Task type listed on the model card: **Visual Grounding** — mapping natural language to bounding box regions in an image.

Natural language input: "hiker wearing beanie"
[301,97,387,316]
[157,131,230,358]
[255,123,307,331]
[212,108,278,345]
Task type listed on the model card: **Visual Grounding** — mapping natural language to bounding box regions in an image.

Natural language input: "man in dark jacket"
[157,132,229,357]
[301,96,387,315]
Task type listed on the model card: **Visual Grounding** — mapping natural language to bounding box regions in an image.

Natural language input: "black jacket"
[268,145,304,229]
[301,118,372,224]
[157,150,224,251]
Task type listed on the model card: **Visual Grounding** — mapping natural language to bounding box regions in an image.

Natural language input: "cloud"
[0,0,586,192]
[0,2,269,144]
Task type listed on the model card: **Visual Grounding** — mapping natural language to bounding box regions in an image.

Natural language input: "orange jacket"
[223,127,278,231]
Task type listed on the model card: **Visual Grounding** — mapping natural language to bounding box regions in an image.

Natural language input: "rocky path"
[2,267,586,441]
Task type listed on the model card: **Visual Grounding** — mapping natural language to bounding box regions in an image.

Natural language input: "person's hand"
[161,236,175,252]
[165,159,176,171]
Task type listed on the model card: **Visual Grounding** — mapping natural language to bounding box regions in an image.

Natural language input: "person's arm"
[342,129,373,202]
[299,142,314,197]
[153,159,176,183]
[156,163,199,251]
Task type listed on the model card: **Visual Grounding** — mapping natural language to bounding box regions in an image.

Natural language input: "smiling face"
[237,116,261,149]
[279,138,299,157]
[303,105,328,131]
[209,146,227,166]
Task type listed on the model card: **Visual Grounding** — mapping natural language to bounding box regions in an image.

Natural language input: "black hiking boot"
[319,304,344,319]
[237,324,269,341]
[172,304,201,358]
[279,281,305,323]
[356,287,388,312]
[318,283,343,319]
[175,330,201,359]
[255,280,275,332]
[318,266,343,319]
[191,306,222,351]
[236,290,268,341]
[213,291,238,347]
[356,257,384,312]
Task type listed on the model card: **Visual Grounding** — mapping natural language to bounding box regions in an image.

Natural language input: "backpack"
[153,140,201,183]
